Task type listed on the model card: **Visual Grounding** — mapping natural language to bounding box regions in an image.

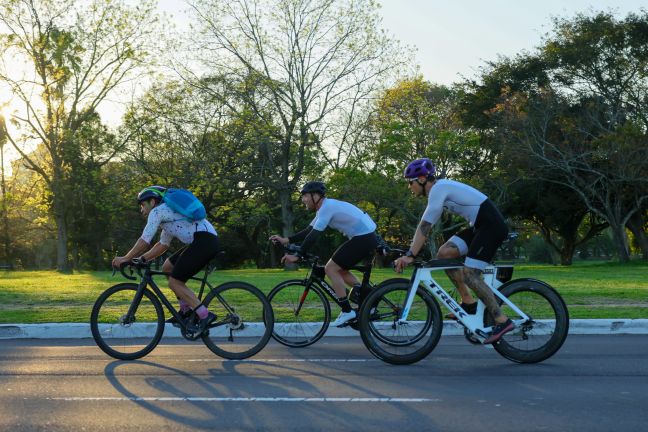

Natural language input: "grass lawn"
[0,260,646,323]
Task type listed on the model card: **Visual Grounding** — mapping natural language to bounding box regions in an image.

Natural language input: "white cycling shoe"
[331,310,357,327]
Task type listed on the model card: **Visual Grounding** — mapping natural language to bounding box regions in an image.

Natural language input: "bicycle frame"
[400,261,530,341]
[122,265,231,331]
[300,260,375,309]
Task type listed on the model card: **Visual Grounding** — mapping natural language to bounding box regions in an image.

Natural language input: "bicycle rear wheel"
[359,281,442,365]
[488,279,569,363]
[201,281,274,359]
[90,283,164,360]
[268,280,330,347]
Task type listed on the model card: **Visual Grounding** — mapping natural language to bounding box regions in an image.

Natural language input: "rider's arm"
[288,226,313,243]
[407,220,433,256]
[408,188,445,256]
[298,228,324,256]
[296,205,331,256]
[141,241,169,262]
[122,238,151,260]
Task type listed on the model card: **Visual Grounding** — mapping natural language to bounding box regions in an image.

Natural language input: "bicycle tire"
[487,278,569,363]
[268,279,331,347]
[375,277,410,289]
[364,280,435,347]
[201,281,274,359]
[359,281,443,365]
[90,283,164,360]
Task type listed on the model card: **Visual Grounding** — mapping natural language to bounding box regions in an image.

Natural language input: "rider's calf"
[462,267,503,319]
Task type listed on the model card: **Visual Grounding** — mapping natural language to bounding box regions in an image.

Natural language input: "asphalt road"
[1,335,647,431]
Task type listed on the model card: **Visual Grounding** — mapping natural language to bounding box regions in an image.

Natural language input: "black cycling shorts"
[168,232,220,282]
[452,199,508,269]
[331,232,378,270]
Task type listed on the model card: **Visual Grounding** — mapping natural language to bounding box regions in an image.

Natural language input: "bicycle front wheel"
[268,280,330,347]
[488,279,569,363]
[359,281,443,365]
[90,283,164,360]
[201,281,274,360]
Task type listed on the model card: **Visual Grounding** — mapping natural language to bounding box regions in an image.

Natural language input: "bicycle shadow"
[103,355,433,429]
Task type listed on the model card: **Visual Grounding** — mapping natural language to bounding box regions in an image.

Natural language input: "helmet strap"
[417,178,428,197]
[310,192,324,208]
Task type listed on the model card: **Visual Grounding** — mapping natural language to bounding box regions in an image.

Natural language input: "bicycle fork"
[122,280,148,325]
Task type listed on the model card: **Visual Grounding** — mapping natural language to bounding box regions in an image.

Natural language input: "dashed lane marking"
[48,396,439,402]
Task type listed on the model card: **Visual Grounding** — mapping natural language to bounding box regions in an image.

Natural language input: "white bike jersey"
[140,203,217,246]
[310,198,376,238]
[421,179,487,226]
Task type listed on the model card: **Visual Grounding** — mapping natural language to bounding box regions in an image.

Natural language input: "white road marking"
[49,396,439,403]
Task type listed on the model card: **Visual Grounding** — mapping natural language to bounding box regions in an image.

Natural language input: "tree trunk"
[278,188,297,270]
[52,180,71,273]
[269,242,279,268]
[278,188,295,238]
[559,242,576,265]
[626,212,648,260]
[54,211,71,272]
[95,241,104,270]
[610,223,631,262]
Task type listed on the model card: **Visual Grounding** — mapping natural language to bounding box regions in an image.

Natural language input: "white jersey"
[140,203,217,246]
[421,179,487,226]
[310,198,376,238]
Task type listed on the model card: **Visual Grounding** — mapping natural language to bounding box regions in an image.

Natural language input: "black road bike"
[91,260,274,360]
[268,245,433,348]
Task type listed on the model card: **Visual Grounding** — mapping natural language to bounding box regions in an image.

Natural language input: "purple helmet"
[404,158,435,179]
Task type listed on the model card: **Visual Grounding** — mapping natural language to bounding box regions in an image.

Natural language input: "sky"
[1,0,646,174]
[156,0,646,86]
[377,0,646,85]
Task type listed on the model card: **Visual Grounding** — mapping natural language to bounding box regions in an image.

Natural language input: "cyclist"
[393,159,514,344]
[269,181,378,327]
[112,186,219,333]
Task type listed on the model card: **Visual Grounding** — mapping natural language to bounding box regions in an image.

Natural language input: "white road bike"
[358,257,569,365]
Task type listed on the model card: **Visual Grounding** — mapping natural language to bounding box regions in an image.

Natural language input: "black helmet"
[300,181,326,196]
[137,185,166,203]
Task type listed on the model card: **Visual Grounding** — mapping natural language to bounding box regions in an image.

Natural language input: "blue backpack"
[163,188,207,222]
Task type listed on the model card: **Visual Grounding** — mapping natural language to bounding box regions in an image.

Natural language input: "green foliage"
[3,5,646,269]
[459,10,648,263]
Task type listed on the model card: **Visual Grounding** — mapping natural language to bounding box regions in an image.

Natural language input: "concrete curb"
[1,319,647,339]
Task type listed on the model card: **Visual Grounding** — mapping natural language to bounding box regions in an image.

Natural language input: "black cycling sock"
[339,297,352,313]
[462,301,477,314]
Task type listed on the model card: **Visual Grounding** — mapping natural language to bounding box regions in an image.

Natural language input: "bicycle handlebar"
[284,244,319,262]
[112,259,150,280]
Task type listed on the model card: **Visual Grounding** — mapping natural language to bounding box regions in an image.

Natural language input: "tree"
[0,115,11,266]
[187,0,405,240]
[122,77,290,267]
[0,0,159,271]
[501,179,608,265]
[507,87,647,262]
[460,11,648,262]
[534,12,648,261]
[343,77,493,255]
